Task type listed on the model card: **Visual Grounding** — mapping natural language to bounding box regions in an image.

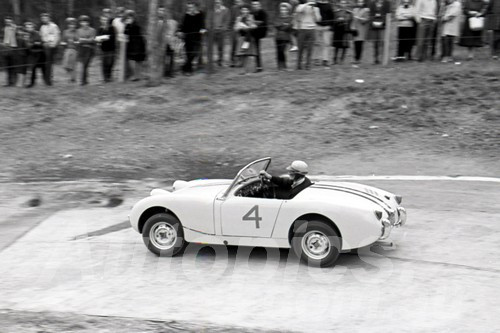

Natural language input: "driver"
[259,160,312,199]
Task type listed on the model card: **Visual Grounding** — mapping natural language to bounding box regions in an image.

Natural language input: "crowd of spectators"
[1,0,499,87]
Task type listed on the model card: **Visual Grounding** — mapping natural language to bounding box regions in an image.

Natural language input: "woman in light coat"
[441,0,462,62]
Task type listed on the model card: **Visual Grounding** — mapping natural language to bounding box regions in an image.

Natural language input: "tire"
[291,220,342,267]
[142,213,186,257]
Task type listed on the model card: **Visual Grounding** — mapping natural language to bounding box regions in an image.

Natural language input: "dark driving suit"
[271,176,312,200]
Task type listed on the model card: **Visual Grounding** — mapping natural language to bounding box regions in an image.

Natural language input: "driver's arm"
[260,171,292,187]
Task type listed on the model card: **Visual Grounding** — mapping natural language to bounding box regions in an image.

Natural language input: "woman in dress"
[332,0,353,65]
[395,0,416,61]
[352,0,370,64]
[459,0,488,60]
[124,10,146,81]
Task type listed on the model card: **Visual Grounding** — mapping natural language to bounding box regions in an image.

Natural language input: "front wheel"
[291,220,341,267]
[142,213,186,257]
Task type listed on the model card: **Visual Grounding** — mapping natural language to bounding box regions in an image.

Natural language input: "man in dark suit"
[260,161,312,200]
[251,0,268,72]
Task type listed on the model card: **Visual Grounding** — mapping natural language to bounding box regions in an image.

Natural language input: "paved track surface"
[0,179,499,332]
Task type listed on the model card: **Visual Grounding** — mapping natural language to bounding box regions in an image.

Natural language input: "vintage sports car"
[129,157,406,267]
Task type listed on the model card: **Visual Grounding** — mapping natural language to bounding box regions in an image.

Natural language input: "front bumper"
[379,207,407,240]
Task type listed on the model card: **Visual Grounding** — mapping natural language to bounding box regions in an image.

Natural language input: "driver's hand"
[259,170,272,180]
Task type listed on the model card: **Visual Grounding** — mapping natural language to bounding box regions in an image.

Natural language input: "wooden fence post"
[206,0,214,74]
[118,38,127,82]
[383,13,391,66]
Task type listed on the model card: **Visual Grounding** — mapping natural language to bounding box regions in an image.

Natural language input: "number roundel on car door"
[220,198,284,238]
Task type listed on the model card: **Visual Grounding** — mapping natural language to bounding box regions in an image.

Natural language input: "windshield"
[222,157,271,198]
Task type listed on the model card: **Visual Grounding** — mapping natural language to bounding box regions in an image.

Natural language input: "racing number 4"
[243,205,262,229]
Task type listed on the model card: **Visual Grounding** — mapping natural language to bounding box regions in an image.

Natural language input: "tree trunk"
[10,0,21,23]
[146,0,168,86]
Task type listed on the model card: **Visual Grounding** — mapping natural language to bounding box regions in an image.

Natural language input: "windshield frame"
[221,157,271,199]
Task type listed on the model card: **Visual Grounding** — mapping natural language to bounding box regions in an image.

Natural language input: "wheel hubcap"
[150,222,177,250]
[301,231,331,260]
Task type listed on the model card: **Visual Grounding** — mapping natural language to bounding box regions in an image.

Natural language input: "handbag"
[469,17,484,31]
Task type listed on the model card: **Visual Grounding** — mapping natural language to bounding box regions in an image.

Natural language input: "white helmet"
[286,160,309,175]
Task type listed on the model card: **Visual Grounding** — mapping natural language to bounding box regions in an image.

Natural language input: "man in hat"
[61,17,78,82]
[39,13,60,85]
[24,21,47,88]
[259,160,312,199]
[76,15,96,85]
[1,16,20,86]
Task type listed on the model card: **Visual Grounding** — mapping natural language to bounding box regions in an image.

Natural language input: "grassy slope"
[0,56,499,182]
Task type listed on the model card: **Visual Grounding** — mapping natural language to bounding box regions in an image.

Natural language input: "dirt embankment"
[0,59,499,182]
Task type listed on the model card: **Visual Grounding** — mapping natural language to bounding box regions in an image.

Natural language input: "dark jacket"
[181,11,205,41]
[97,25,116,52]
[317,2,335,27]
[125,22,146,62]
[271,176,312,200]
[274,16,294,41]
[252,9,268,39]
[25,30,44,53]
[486,0,500,30]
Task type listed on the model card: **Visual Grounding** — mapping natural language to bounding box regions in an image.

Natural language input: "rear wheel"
[142,213,186,257]
[291,220,341,267]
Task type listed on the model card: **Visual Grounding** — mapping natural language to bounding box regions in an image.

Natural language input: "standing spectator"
[112,7,127,37]
[1,16,20,87]
[487,0,500,59]
[102,8,113,24]
[39,13,60,85]
[234,4,258,74]
[213,0,230,66]
[440,0,462,62]
[76,15,96,86]
[289,0,300,51]
[459,0,488,60]
[97,15,116,82]
[395,0,417,61]
[414,0,438,61]
[61,18,78,83]
[124,10,146,81]
[251,0,268,72]
[16,24,30,87]
[180,2,206,75]
[295,0,322,70]
[368,0,391,65]
[24,21,47,88]
[352,0,370,64]
[230,0,244,67]
[332,0,353,65]
[275,2,294,70]
[315,0,335,67]
[160,7,178,78]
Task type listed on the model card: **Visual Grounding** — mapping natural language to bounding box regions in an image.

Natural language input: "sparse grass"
[0,50,499,181]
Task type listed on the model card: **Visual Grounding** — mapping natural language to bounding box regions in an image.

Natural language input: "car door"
[219,196,284,238]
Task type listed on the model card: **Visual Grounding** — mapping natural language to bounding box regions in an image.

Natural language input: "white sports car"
[129,157,406,267]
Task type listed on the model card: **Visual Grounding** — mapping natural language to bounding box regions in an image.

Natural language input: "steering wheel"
[259,175,275,199]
